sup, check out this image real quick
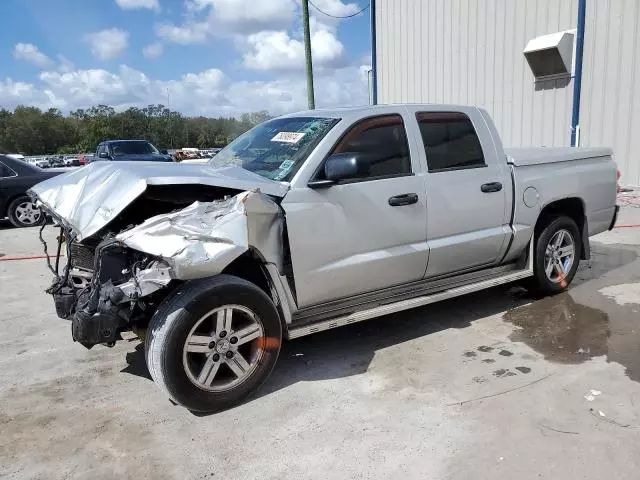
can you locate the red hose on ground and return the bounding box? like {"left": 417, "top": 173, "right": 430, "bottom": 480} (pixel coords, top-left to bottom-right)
{"left": 0, "top": 254, "right": 65, "bottom": 262}
{"left": 615, "top": 224, "right": 640, "bottom": 229}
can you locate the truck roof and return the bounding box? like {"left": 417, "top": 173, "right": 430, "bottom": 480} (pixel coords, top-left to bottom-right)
{"left": 278, "top": 103, "right": 480, "bottom": 120}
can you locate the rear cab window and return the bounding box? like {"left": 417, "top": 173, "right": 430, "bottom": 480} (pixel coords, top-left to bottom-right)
{"left": 416, "top": 112, "right": 486, "bottom": 172}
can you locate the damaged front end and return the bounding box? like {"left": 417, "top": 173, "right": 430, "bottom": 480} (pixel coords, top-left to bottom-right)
{"left": 34, "top": 181, "right": 285, "bottom": 349}
{"left": 61, "top": 237, "right": 172, "bottom": 348}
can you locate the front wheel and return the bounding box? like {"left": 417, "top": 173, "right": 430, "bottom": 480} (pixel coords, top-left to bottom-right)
{"left": 145, "top": 275, "right": 282, "bottom": 412}
{"left": 7, "top": 196, "right": 45, "bottom": 228}
{"left": 529, "top": 215, "right": 582, "bottom": 294}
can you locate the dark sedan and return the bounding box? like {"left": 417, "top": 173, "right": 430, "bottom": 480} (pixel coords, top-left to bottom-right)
{"left": 0, "top": 155, "right": 63, "bottom": 228}
{"left": 95, "top": 140, "right": 174, "bottom": 162}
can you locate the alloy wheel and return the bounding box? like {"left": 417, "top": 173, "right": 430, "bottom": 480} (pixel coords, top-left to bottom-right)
{"left": 182, "top": 305, "right": 265, "bottom": 392}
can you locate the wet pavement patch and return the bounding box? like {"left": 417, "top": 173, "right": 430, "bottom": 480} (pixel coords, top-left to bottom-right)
{"left": 477, "top": 346, "right": 494, "bottom": 352}
{"left": 503, "top": 291, "right": 640, "bottom": 382}
{"left": 498, "top": 349, "right": 513, "bottom": 357}
{"left": 515, "top": 366, "right": 531, "bottom": 374}
{"left": 482, "top": 359, "right": 496, "bottom": 364}
{"left": 463, "top": 351, "right": 477, "bottom": 358}
{"left": 504, "top": 293, "right": 609, "bottom": 364}
{"left": 493, "top": 369, "right": 517, "bottom": 378}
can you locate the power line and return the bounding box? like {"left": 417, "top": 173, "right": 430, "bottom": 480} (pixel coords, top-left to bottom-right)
{"left": 308, "top": 0, "right": 369, "bottom": 19}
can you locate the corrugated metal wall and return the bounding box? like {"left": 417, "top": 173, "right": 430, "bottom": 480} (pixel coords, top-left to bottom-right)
{"left": 376, "top": 0, "right": 640, "bottom": 184}
{"left": 580, "top": 0, "right": 640, "bottom": 185}
{"left": 376, "top": 0, "right": 578, "bottom": 149}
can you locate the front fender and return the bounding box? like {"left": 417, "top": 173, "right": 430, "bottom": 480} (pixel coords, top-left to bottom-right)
{"left": 116, "top": 190, "right": 285, "bottom": 280}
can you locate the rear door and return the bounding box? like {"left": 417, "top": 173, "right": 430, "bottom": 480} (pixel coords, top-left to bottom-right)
{"left": 405, "top": 107, "right": 512, "bottom": 278}
{"left": 282, "top": 110, "right": 429, "bottom": 308}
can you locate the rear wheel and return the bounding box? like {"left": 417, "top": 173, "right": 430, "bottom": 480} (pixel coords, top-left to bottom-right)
{"left": 145, "top": 275, "right": 282, "bottom": 412}
{"left": 7, "top": 196, "right": 45, "bottom": 228}
{"left": 529, "top": 215, "right": 581, "bottom": 294}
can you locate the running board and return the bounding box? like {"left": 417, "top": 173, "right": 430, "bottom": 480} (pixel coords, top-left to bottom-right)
{"left": 287, "top": 242, "right": 534, "bottom": 339}
{"left": 287, "top": 269, "right": 532, "bottom": 339}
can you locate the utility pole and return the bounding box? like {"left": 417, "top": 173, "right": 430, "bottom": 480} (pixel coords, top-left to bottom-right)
{"left": 302, "top": 0, "right": 315, "bottom": 109}
{"left": 167, "top": 88, "right": 173, "bottom": 149}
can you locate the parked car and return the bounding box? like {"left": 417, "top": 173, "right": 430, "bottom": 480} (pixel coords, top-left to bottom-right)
{"left": 78, "top": 153, "right": 94, "bottom": 166}
{"left": 30, "top": 105, "right": 619, "bottom": 412}
{"left": 95, "top": 140, "right": 173, "bottom": 162}
{"left": 0, "top": 155, "right": 63, "bottom": 227}
{"left": 48, "top": 157, "right": 65, "bottom": 168}
{"left": 35, "top": 157, "right": 50, "bottom": 168}
{"left": 63, "top": 156, "right": 80, "bottom": 167}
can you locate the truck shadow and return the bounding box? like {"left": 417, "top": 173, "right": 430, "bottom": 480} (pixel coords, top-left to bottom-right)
{"left": 119, "top": 242, "right": 638, "bottom": 412}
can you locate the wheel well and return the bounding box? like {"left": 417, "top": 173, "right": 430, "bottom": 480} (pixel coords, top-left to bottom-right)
{"left": 221, "top": 251, "right": 289, "bottom": 332}
{"left": 221, "top": 252, "right": 270, "bottom": 296}
{"left": 535, "top": 197, "right": 587, "bottom": 258}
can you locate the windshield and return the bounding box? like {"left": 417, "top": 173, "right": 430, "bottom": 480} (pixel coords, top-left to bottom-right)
{"left": 209, "top": 117, "right": 339, "bottom": 181}
{"left": 111, "top": 141, "right": 159, "bottom": 156}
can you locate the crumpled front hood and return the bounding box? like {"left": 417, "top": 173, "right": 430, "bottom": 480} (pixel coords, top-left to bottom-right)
{"left": 28, "top": 161, "right": 289, "bottom": 240}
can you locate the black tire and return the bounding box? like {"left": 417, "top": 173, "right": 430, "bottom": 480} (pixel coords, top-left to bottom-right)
{"left": 529, "top": 215, "right": 582, "bottom": 295}
{"left": 145, "top": 275, "right": 282, "bottom": 412}
{"left": 7, "top": 196, "right": 45, "bottom": 228}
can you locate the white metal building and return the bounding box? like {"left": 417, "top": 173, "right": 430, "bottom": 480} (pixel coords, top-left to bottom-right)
{"left": 373, "top": 0, "right": 640, "bottom": 186}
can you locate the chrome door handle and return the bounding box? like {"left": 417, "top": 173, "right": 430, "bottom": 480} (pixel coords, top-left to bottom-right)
{"left": 388, "top": 193, "right": 418, "bottom": 206}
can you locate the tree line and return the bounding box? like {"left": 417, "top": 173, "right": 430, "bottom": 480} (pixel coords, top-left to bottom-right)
{"left": 0, "top": 105, "right": 272, "bottom": 156}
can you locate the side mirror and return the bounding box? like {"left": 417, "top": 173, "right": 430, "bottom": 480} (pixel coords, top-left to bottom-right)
{"left": 98, "top": 151, "right": 109, "bottom": 159}
{"left": 160, "top": 149, "right": 168, "bottom": 155}
{"left": 325, "top": 152, "right": 369, "bottom": 181}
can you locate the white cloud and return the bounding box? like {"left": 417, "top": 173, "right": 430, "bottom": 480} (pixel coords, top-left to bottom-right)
{"left": 155, "top": 21, "right": 209, "bottom": 44}
{"left": 84, "top": 28, "right": 129, "bottom": 60}
{"left": 308, "top": 0, "right": 362, "bottom": 17}
{"left": 200, "top": 0, "right": 295, "bottom": 33}
{"left": 114, "top": 0, "right": 159, "bottom": 10}
{"left": 0, "top": 64, "right": 370, "bottom": 116}
{"left": 13, "top": 43, "right": 54, "bottom": 68}
{"left": 142, "top": 42, "right": 164, "bottom": 59}
{"left": 157, "top": 0, "right": 296, "bottom": 44}
{"left": 242, "top": 20, "right": 346, "bottom": 71}
{"left": 57, "top": 55, "right": 75, "bottom": 73}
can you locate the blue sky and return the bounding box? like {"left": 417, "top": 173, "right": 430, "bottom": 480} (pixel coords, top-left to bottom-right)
{"left": 0, "top": 0, "right": 372, "bottom": 116}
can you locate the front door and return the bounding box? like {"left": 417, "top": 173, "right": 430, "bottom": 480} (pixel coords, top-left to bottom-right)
{"left": 407, "top": 108, "right": 511, "bottom": 277}
{"left": 281, "top": 113, "right": 429, "bottom": 308}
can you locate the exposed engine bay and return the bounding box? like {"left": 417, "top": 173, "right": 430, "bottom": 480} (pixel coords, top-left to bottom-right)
{"left": 35, "top": 181, "right": 286, "bottom": 349}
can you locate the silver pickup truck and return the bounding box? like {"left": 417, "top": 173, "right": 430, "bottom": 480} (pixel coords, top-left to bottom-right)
{"left": 30, "top": 104, "right": 619, "bottom": 412}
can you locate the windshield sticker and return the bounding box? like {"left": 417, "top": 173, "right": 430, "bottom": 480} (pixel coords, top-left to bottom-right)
{"left": 271, "top": 131, "right": 306, "bottom": 144}
{"left": 279, "top": 159, "right": 295, "bottom": 170}
{"left": 273, "top": 159, "right": 296, "bottom": 181}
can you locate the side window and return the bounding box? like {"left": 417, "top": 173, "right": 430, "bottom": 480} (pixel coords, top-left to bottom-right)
{"left": 97, "top": 144, "right": 105, "bottom": 156}
{"left": 329, "top": 114, "right": 412, "bottom": 181}
{"left": 416, "top": 112, "right": 485, "bottom": 172}
{"left": 0, "top": 161, "right": 16, "bottom": 178}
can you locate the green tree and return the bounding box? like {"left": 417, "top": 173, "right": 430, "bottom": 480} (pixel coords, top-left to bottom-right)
{"left": 0, "top": 106, "right": 271, "bottom": 155}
